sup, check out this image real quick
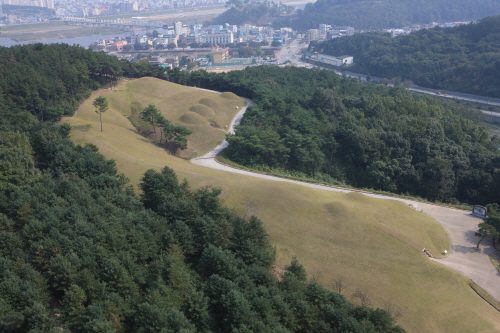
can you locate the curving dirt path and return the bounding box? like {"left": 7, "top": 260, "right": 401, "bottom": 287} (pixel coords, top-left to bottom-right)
{"left": 192, "top": 98, "right": 500, "bottom": 302}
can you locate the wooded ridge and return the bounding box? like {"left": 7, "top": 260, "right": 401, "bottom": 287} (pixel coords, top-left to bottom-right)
{"left": 0, "top": 43, "right": 405, "bottom": 332}
{"left": 287, "top": 0, "right": 500, "bottom": 30}
{"left": 312, "top": 15, "right": 500, "bottom": 99}
{"left": 170, "top": 66, "right": 500, "bottom": 207}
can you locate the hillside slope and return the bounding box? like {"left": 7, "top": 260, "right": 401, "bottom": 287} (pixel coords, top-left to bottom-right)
{"left": 63, "top": 77, "right": 500, "bottom": 333}
{"left": 75, "top": 77, "right": 245, "bottom": 157}
{"left": 290, "top": 0, "right": 500, "bottom": 29}
{"left": 314, "top": 15, "right": 500, "bottom": 98}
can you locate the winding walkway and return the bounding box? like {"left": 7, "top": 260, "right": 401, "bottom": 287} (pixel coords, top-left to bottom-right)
{"left": 192, "top": 98, "right": 500, "bottom": 303}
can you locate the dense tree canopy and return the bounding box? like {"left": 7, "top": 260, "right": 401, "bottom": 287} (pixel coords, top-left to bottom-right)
{"left": 287, "top": 0, "right": 500, "bottom": 30}
{"left": 209, "top": 1, "right": 294, "bottom": 26}
{"left": 171, "top": 65, "right": 500, "bottom": 205}
{"left": 0, "top": 43, "right": 170, "bottom": 125}
{"left": 0, "top": 43, "right": 405, "bottom": 333}
{"left": 313, "top": 15, "right": 500, "bottom": 98}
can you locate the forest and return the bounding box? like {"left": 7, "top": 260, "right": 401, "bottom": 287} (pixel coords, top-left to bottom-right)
{"left": 0, "top": 44, "right": 406, "bottom": 332}
{"left": 312, "top": 15, "right": 500, "bottom": 98}
{"left": 208, "top": 1, "right": 294, "bottom": 26}
{"left": 286, "top": 0, "right": 500, "bottom": 30}
{"left": 137, "top": 65, "right": 500, "bottom": 248}
{"left": 165, "top": 66, "right": 500, "bottom": 208}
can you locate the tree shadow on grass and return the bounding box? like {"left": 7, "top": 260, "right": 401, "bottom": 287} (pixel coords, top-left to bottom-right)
{"left": 136, "top": 136, "right": 153, "bottom": 144}
{"left": 72, "top": 124, "right": 92, "bottom": 132}
{"left": 127, "top": 128, "right": 141, "bottom": 135}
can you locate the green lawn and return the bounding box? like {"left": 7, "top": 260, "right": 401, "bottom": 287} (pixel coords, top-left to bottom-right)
{"left": 63, "top": 78, "right": 500, "bottom": 333}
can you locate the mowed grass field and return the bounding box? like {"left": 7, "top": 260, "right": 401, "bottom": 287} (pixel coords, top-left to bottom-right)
{"left": 62, "top": 78, "right": 500, "bottom": 333}
{"left": 73, "top": 78, "right": 245, "bottom": 157}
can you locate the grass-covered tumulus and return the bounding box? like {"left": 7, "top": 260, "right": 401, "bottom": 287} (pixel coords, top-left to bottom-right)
{"left": 77, "top": 77, "right": 246, "bottom": 157}
{"left": 63, "top": 78, "right": 500, "bottom": 333}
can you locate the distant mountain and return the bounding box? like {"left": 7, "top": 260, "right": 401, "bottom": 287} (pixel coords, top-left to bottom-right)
{"left": 208, "top": 5, "right": 272, "bottom": 26}
{"left": 288, "top": 0, "right": 500, "bottom": 30}
{"left": 208, "top": 2, "right": 294, "bottom": 26}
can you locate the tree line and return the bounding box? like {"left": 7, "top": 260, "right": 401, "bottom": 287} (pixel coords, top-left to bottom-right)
{"left": 313, "top": 15, "right": 500, "bottom": 98}
{"left": 209, "top": 0, "right": 294, "bottom": 26}
{"left": 0, "top": 43, "right": 168, "bottom": 123}
{"left": 0, "top": 43, "right": 405, "bottom": 332}
{"left": 165, "top": 66, "right": 500, "bottom": 207}
{"left": 22, "top": 42, "right": 494, "bottom": 235}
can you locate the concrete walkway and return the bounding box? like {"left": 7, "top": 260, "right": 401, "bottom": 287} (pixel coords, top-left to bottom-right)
{"left": 192, "top": 99, "right": 500, "bottom": 303}
{"left": 420, "top": 204, "right": 500, "bottom": 301}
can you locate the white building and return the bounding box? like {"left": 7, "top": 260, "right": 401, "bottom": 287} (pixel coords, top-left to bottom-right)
{"left": 174, "top": 21, "right": 188, "bottom": 35}
{"left": 308, "top": 29, "right": 319, "bottom": 42}
{"left": 225, "top": 23, "right": 238, "bottom": 33}
{"left": 319, "top": 24, "right": 331, "bottom": 38}
{"left": 200, "top": 32, "right": 234, "bottom": 45}
{"left": 239, "top": 24, "right": 255, "bottom": 35}
{"left": 315, "top": 54, "right": 354, "bottom": 66}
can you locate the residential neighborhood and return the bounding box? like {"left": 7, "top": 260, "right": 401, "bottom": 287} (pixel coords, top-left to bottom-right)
{"left": 88, "top": 21, "right": 294, "bottom": 69}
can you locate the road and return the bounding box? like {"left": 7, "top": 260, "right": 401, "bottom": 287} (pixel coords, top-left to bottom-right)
{"left": 281, "top": 41, "right": 500, "bottom": 108}
{"left": 409, "top": 87, "right": 500, "bottom": 107}
{"left": 278, "top": 39, "right": 307, "bottom": 65}
{"left": 192, "top": 96, "right": 500, "bottom": 303}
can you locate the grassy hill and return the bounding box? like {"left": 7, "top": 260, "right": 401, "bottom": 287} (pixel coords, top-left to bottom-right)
{"left": 62, "top": 77, "right": 500, "bottom": 333}
{"left": 73, "top": 77, "right": 245, "bottom": 157}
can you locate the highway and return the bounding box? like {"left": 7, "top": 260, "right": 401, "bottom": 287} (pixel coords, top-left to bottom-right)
{"left": 278, "top": 39, "right": 500, "bottom": 109}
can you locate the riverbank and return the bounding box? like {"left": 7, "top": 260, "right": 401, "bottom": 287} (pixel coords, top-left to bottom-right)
{"left": 0, "top": 5, "right": 224, "bottom": 44}
{"left": 1, "top": 22, "right": 127, "bottom": 43}
{"left": 2, "top": 26, "right": 125, "bottom": 44}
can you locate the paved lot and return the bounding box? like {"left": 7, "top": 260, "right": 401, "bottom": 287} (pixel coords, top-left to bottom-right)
{"left": 418, "top": 203, "right": 500, "bottom": 301}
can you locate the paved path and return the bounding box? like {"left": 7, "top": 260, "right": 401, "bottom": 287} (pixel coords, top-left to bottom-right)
{"left": 192, "top": 98, "right": 500, "bottom": 303}
{"left": 421, "top": 204, "right": 500, "bottom": 300}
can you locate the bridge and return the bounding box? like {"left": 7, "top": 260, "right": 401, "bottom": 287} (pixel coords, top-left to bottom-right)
{"left": 62, "top": 17, "right": 166, "bottom": 32}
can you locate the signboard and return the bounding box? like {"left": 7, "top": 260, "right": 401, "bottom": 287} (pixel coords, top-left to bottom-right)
{"left": 472, "top": 205, "right": 487, "bottom": 218}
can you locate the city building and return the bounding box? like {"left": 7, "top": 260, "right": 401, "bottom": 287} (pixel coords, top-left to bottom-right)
{"left": 112, "top": 40, "right": 128, "bottom": 51}
{"left": 210, "top": 47, "right": 229, "bottom": 63}
{"left": 306, "top": 53, "right": 354, "bottom": 67}
{"left": 308, "top": 29, "right": 319, "bottom": 42}
{"left": 200, "top": 31, "right": 234, "bottom": 45}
